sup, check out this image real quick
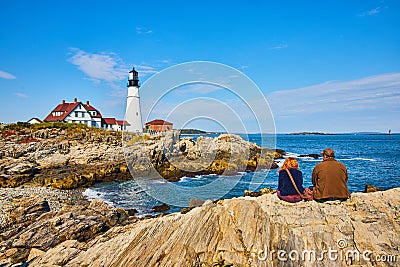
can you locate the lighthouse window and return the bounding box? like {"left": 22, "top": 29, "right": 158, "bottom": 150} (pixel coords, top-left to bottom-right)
{"left": 136, "top": 112, "right": 138, "bottom": 116}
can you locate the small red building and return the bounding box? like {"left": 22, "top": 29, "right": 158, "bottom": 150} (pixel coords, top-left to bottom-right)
{"left": 144, "top": 119, "right": 173, "bottom": 134}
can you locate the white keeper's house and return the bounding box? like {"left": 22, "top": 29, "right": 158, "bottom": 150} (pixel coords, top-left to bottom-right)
{"left": 43, "top": 98, "right": 130, "bottom": 131}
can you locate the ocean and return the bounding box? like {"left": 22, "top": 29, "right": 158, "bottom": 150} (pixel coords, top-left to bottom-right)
{"left": 84, "top": 133, "right": 400, "bottom": 215}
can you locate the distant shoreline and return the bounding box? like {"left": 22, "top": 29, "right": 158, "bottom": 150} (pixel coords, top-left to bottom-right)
{"left": 287, "top": 132, "right": 397, "bottom": 135}
{"left": 288, "top": 132, "right": 334, "bottom": 135}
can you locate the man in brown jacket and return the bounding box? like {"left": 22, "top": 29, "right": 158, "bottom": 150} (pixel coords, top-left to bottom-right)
{"left": 312, "top": 148, "right": 350, "bottom": 202}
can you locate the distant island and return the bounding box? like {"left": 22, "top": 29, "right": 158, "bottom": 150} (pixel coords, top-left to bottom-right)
{"left": 179, "top": 129, "right": 207, "bottom": 134}
{"left": 288, "top": 132, "right": 334, "bottom": 135}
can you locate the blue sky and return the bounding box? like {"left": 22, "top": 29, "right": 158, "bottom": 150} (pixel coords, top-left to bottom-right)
{"left": 0, "top": 0, "right": 399, "bottom": 133}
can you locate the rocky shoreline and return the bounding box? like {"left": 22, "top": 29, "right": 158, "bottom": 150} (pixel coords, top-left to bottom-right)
{"left": 1, "top": 124, "right": 282, "bottom": 189}
{"left": 0, "top": 186, "right": 137, "bottom": 265}
{"left": 4, "top": 125, "right": 397, "bottom": 266}
{"left": 0, "top": 125, "right": 130, "bottom": 189}
{"left": 0, "top": 186, "right": 398, "bottom": 266}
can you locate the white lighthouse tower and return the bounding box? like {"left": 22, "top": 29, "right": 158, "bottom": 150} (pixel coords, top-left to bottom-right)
{"left": 125, "top": 67, "right": 143, "bottom": 133}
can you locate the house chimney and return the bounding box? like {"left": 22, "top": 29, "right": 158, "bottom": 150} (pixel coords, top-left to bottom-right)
{"left": 74, "top": 98, "right": 77, "bottom": 103}
{"left": 86, "top": 100, "right": 90, "bottom": 105}
{"left": 62, "top": 100, "right": 65, "bottom": 104}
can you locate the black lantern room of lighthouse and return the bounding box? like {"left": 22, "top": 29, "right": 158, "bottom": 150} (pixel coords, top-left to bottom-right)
{"left": 128, "top": 67, "right": 139, "bottom": 87}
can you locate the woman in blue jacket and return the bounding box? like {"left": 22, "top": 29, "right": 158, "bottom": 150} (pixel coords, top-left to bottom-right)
{"left": 277, "top": 157, "right": 307, "bottom": 202}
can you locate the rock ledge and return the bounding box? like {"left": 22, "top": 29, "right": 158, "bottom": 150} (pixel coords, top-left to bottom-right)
{"left": 16, "top": 188, "right": 400, "bottom": 267}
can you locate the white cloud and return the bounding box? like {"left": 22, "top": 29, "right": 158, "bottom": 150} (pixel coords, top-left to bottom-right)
{"left": 270, "top": 43, "right": 288, "bottom": 50}
{"left": 14, "top": 93, "right": 28, "bottom": 98}
{"left": 358, "top": 6, "right": 382, "bottom": 17}
{"left": 268, "top": 73, "right": 400, "bottom": 116}
{"left": 368, "top": 7, "right": 381, "bottom": 15}
{"left": 0, "top": 70, "right": 16, "bottom": 79}
{"left": 67, "top": 48, "right": 169, "bottom": 100}
{"left": 267, "top": 73, "right": 400, "bottom": 132}
{"left": 68, "top": 48, "right": 128, "bottom": 84}
{"left": 136, "top": 27, "right": 153, "bottom": 34}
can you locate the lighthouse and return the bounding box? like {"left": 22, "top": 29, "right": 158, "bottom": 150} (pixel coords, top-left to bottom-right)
{"left": 125, "top": 67, "right": 143, "bottom": 133}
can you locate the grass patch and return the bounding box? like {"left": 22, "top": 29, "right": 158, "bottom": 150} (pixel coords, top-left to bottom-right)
{"left": 124, "top": 134, "right": 152, "bottom": 146}
{"left": 3, "top": 121, "right": 89, "bottom": 131}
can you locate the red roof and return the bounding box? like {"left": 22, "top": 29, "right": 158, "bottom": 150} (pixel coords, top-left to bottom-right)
{"left": 83, "top": 104, "right": 102, "bottom": 118}
{"left": 44, "top": 102, "right": 80, "bottom": 122}
{"left": 145, "top": 119, "right": 173, "bottom": 126}
{"left": 44, "top": 100, "right": 102, "bottom": 122}
{"left": 102, "top": 119, "right": 130, "bottom": 126}
{"left": 116, "top": 120, "right": 130, "bottom": 126}
{"left": 103, "top": 118, "right": 117, "bottom": 125}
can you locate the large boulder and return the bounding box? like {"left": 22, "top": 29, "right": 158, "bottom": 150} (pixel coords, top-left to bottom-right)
{"left": 0, "top": 196, "right": 129, "bottom": 265}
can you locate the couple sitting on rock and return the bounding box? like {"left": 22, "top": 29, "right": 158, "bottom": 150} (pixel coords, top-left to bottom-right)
{"left": 277, "top": 148, "right": 350, "bottom": 203}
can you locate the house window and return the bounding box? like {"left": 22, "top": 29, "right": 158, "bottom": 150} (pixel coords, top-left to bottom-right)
{"left": 81, "top": 112, "right": 84, "bottom": 117}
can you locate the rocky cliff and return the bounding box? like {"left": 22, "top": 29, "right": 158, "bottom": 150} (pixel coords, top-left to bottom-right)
{"left": 3, "top": 188, "right": 395, "bottom": 267}
{"left": 0, "top": 125, "right": 281, "bottom": 188}
{"left": 0, "top": 126, "right": 130, "bottom": 189}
